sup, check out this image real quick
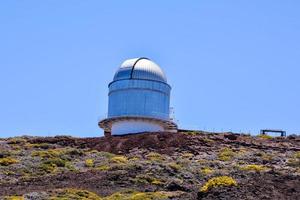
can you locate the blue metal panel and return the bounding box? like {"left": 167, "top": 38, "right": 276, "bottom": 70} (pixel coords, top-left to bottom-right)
{"left": 108, "top": 79, "right": 171, "bottom": 120}
{"left": 113, "top": 67, "right": 132, "bottom": 81}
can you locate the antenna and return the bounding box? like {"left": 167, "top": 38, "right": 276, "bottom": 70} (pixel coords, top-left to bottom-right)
{"left": 170, "top": 107, "right": 176, "bottom": 121}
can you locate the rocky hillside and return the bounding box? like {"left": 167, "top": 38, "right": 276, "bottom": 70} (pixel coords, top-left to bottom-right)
{"left": 0, "top": 131, "right": 299, "bottom": 200}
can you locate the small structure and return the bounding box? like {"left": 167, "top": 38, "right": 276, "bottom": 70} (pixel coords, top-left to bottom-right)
{"left": 99, "top": 57, "right": 177, "bottom": 136}
{"left": 260, "top": 129, "right": 286, "bottom": 137}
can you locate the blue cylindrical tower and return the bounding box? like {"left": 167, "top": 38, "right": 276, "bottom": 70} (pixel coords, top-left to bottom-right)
{"left": 99, "top": 58, "right": 177, "bottom": 136}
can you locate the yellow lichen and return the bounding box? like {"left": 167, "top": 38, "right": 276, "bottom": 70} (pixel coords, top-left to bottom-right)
{"left": 200, "top": 176, "right": 237, "bottom": 193}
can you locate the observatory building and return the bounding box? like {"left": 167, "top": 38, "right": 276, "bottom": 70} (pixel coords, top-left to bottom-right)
{"left": 99, "top": 57, "right": 177, "bottom": 136}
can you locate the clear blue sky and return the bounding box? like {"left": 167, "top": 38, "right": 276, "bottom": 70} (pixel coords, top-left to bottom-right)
{"left": 0, "top": 1, "right": 299, "bottom": 138}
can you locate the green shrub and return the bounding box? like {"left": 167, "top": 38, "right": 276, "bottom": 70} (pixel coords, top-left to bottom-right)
{"left": 53, "top": 189, "right": 102, "bottom": 200}
{"left": 182, "top": 131, "right": 201, "bottom": 136}
{"left": 151, "top": 179, "right": 164, "bottom": 186}
{"left": 110, "top": 156, "right": 128, "bottom": 164}
{"left": 3, "top": 170, "right": 15, "bottom": 175}
{"left": 31, "top": 149, "right": 65, "bottom": 158}
{"left": 102, "top": 191, "right": 169, "bottom": 200}
{"left": 203, "top": 138, "right": 214, "bottom": 143}
{"left": 134, "top": 174, "right": 164, "bottom": 186}
{"left": 240, "top": 164, "right": 269, "bottom": 172}
{"left": 146, "top": 152, "right": 163, "bottom": 161}
{"left": 99, "top": 151, "right": 116, "bottom": 159}
{"left": 200, "top": 176, "right": 237, "bottom": 193}
{"left": 44, "top": 158, "right": 67, "bottom": 167}
{"left": 287, "top": 152, "right": 300, "bottom": 167}
{"left": 4, "top": 196, "right": 24, "bottom": 200}
{"left": 85, "top": 159, "right": 94, "bottom": 167}
{"left": 258, "top": 134, "right": 273, "bottom": 139}
{"left": 40, "top": 162, "right": 57, "bottom": 173}
{"left": 168, "top": 163, "right": 182, "bottom": 171}
{"left": 0, "top": 157, "right": 19, "bottom": 166}
{"left": 65, "top": 162, "right": 77, "bottom": 172}
{"left": 0, "top": 150, "right": 12, "bottom": 158}
{"left": 97, "top": 165, "right": 110, "bottom": 171}
{"left": 260, "top": 153, "right": 274, "bottom": 162}
{"left": 7, "top": 138, "right": 27, "bottom": 145}
{"left": 25, "top": 143, "right": 51, "bottom": 149}
{"left": 218, "top": 148, "right": 236, "bottom": 161}
{"left": 182, "top": 153, "right": 194, "bottom": 159}
{"left": 201, "top": 167, "right": 214, "bottom": 175}
{"left": 67, "top": 149, "right": 85, "bottom": 156}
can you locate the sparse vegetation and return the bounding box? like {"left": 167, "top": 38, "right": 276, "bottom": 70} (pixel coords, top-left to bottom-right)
{"left": 0, "top": 133, "right": 299, "bottom": 200}
{"left": 52, "top": 189, "right": 102, "bottom": 200}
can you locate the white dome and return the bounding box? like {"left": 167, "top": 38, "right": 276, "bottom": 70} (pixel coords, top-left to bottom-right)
{"left": 113, "top": 58, "right": 167, "bottom": 83}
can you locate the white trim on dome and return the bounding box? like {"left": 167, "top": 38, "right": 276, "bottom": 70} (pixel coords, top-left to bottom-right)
{"left": 113, "top": 58, "right": 167, "bottom": 83}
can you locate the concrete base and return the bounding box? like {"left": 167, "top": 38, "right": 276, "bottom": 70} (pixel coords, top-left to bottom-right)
{"left": 111, "top": 120, "right": 164, "bottom": 135}
{"left": 99, "top": 116, "right": 178, "bottom": 136}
